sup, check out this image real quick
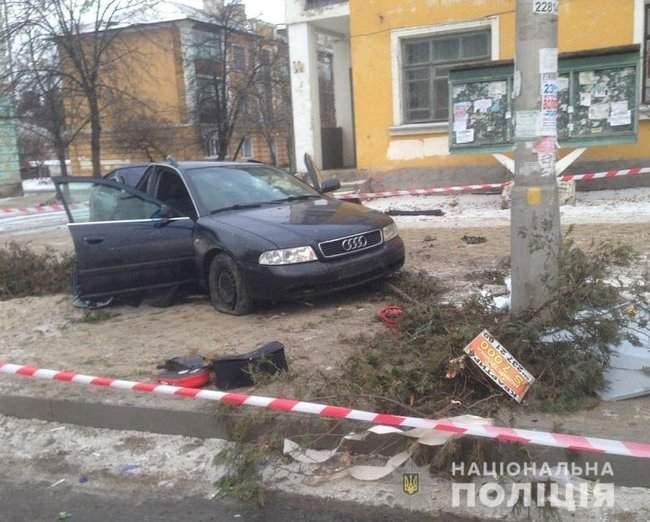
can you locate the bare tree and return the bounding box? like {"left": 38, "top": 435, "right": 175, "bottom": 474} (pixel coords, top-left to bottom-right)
{"left": 109, "top": 98, "right": 181, "bottom": 162}
{"left": 5, "top": 0, "right": 152, "bottom": 176}
{"left": 9, "top": 31, "right": 88, "bottom": 177}
{"left": 189, "top": 0, "right": 287, "bottom": 161}
{"left": 250, "top": 38, "right": 292, "bottom": 167}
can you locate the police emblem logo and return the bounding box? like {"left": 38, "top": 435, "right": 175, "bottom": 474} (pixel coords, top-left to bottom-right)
{"left": 402, "top": 473, "right": 419, "bottom": 496}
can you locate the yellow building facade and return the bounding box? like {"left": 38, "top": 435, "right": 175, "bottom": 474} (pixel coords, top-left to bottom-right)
{"left": 286, "top": 0, "right": 650, "bottom": 187}
{"left": 68, "top": 17, "right": 290, "bottom": 176}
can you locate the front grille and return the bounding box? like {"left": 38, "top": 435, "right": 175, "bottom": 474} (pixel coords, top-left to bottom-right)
{"left": 319, "top": 230, "right": 383, "bottom": 259}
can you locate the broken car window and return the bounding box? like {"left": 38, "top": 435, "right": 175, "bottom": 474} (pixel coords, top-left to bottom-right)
{"left": 58, "top": 181, "right": 164, "bottom": 223}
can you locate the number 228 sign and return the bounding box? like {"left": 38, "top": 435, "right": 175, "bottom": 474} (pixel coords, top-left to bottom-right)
{"left": 464, "top": 330, "right": 535, "bottom": 403}
{"left": 533, "top": 0, "right": 558, "bottom": 15}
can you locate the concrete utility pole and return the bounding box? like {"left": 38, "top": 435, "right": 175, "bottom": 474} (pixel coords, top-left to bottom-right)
{"left": 510, "top": 0, "right": 561, "bottom": 315}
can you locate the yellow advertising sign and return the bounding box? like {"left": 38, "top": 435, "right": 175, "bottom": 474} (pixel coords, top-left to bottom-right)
{"left": 464, "top": 330, "right": 535, "bottom": 403}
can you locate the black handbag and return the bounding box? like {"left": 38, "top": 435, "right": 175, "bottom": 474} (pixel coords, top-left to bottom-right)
{"left": 213, "top": 342, "right": 288, "bottom": 390}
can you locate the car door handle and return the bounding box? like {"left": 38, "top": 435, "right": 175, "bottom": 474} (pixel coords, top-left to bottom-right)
{"left": 83, "top": 237, "right": 104, "bottom": 245}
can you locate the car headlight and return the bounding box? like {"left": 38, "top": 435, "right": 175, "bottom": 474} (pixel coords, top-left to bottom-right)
{"left": 382, "top": 222, "right": 399, "bottom": 242}
{"left": 259, "top": 246, "right": 318, "bottom": 266}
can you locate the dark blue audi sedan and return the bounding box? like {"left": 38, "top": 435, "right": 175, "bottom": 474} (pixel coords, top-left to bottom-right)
{"left": 54, "top": 162, "right": 405, "bottom": 315}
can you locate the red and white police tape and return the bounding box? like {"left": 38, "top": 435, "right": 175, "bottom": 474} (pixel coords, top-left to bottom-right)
{"left": 0, "top": 167, "right": 648, "bottom": 215}
{"left": 1, "top": 361, "right": 649, "bottom": 460}
{"left": 336, "top": 166, "right": 650, "bottom": 201}
{"left": 335, "top": 183, "right": 506, "bottom": 200}
{"left": 559, "top": 166, "right": 650, "bottom": 183}
{"left": 0, "top": 204, "right": 67, "bottom": 217}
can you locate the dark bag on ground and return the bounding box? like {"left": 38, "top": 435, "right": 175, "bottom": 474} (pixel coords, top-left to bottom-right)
{"left": 213, "top": 342, "right": 288, "bottom": 390}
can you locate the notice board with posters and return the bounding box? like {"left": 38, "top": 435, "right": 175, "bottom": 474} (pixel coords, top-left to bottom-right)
{"left": 448, "top": 46, "right": 640, "bottom": 154}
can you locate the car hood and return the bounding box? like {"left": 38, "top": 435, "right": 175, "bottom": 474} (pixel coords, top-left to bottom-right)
{"left": 204, "top": 198, "right": 392, "bottom": 248}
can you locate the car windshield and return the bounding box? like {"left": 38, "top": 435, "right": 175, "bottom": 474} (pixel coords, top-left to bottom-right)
{"left": 184, "top": 166, "right": 321, "bottom": 215}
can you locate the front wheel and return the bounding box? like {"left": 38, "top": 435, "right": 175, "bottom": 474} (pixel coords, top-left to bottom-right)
{"left": 208, "top": 254, "right": 253, "bottom": 315}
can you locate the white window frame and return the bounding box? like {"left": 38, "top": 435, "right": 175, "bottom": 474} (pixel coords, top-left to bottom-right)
{"left": 390, "top": 18, "right": 500, "bottom": 134}
{"left": 634, "top": 0, "right": 650, "bottom": 114}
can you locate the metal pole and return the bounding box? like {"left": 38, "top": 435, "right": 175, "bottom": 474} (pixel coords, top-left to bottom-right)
{"left": 510, "top": 0, "right": 561, "bottom": 316}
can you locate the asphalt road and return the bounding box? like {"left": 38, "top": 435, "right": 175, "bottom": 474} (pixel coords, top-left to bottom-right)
{"left": 0, "top": 479, "right": 474, "bottom": 522}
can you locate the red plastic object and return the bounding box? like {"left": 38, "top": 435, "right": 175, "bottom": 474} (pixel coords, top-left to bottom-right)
{"left": 157, "top": 368, "right": 211, "bottom": 389}
{"left": 378, "top": 306, "right": 404, "bottom": 327}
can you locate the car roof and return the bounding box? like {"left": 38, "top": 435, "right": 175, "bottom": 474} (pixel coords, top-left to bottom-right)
{"left": 175, "top": 161, "right": 266, "bottom": 171}
{"left": 105, "top": 161, "right": 269, "bottom": 178}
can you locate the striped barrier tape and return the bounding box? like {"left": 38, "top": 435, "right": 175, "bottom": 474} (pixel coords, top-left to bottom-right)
{"left": 1, "top": 361, "right": 649, "bottom": 459}
{"left": 337, "top": 166, "right": 650, "bottom": 201}
{"left": 335, "top": 183, "right": 507, "bottom": 201}
{"left": 0, "top": 203, "right": 67, "bottom": 218}
{"left": 560, "top": 166, "right": 650, "bottom": 183}
{"left": 1, "top": 166, "right": 648, "bottom": 215}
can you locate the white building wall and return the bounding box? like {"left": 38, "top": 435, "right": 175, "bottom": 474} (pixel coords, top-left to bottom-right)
{"left": 285, "top": 0, "right": 350, "bottom": 25}
{"left": 288, "top": 22, "right": 323, "bottom": 170}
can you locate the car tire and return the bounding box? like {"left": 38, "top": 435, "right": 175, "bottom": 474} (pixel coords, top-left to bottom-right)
{"left": 208, "top": 254, "right": 253, "bottom": 315}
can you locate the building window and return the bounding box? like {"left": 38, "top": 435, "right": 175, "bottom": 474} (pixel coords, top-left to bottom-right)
{"left": 260, "top": 49, "right": 273, "bottom": 80}
{"left": 233, "top": 45, "right": 246, "bottom": 70}
{"left": 193, "top": 30, "right": 222, "bottom": 60}
{"left": 196, "top": 77, "right": 220, "bottom": 123}
{"left": 645, "top": 3, "right": 650, "bottom": 103}
{"left": 402, "top": 31, "right": 491, "bottom": 123}
{"left": 240, "top": 137, "right": 253, "bottom": 159}
{"left": 207, "top": 133, "right": 219, "bottom": 157}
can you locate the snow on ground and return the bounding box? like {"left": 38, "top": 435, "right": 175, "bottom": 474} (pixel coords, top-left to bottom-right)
{"left": 22, "top": 178, "right": 55, "bottom": 193}
{"left": 364, "top": 187, "right": 650, "bottom": 228}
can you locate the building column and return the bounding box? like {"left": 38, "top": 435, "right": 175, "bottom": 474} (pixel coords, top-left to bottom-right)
{"left": 288, "top": 22, "right": 322, "bottom": 171}
{"left": 332, "top": 37, "right": 355, "bottom": 168}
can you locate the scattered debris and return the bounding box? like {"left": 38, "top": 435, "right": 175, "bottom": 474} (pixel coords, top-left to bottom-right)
{"left": 116, "top": 464, "right": 141, "bottom": 474}
{"left": 386, "top": 209, "right": 445, "bottom": 217}
{"left": 385, "top": 282, "right": 417, "bottom": 305}
{"left": 461, "top": 235, "right": 487, "bottom": 245}
{"left": 213, "top": 342, "right": 288, "bottom": 390}
{"left": 445, "top": 355, "right": 466, "bottom": 379}
{"left": 157, "top": 355, "right": 211, "bottom": 388}
{"left": 284, "top": 416, "right": 492, "bottom": 482}
{"left": 158, "top": 367, "right": 211, "bottom": 388}
{"left": 57, "top": 513, "right": 71, "bottom": 521}
{"left": 71, "top": 296, "right": 113, "bottom": 310}
{"left": 423, "top": 235, "right": 436, "bottom": 243}
{"left": 79, "top": 475, "right": 88, "bottom": 484}
{"left": 464, "top": 330, "right": 535, "bottom": 403}
{"left": 481, "top": 284, "right": 510, "bottom": 298}
{"left": 49, "top": 479, "right": 66, "bottom": 488}
{"left": 378, "top": 306, "right": 404, "bottom": 328}
{"left": 600, "top": 311, "right": 650, "bottom": 401}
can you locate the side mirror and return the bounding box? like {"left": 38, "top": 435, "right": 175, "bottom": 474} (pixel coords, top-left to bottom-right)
{"left": 319, "top": 178, "right": 341, "bottom": 194}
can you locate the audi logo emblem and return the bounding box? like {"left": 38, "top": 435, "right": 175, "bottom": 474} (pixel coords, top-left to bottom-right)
{"left": 342, "top": 235, "right": 368, "bottom": 252}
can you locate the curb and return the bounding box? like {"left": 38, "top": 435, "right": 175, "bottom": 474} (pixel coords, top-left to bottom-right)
{"left": 2, "top": 391, "right": 650, "bottom": 489}
{"left": 0, "top": 394, "right": 228, "bottom": 439}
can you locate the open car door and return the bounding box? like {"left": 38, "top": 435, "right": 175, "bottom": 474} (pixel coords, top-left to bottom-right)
{"left": 53, "top": 177, "right": 197, "bottom": 300}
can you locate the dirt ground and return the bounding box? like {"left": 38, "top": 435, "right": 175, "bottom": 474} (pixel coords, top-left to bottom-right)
{"left": 1, "top": 223, "right": 649, "bottom": 395}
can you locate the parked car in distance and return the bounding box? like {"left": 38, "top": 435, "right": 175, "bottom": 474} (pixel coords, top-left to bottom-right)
{"left": 54, "top": 161, "right": 405, "bottom": 315}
